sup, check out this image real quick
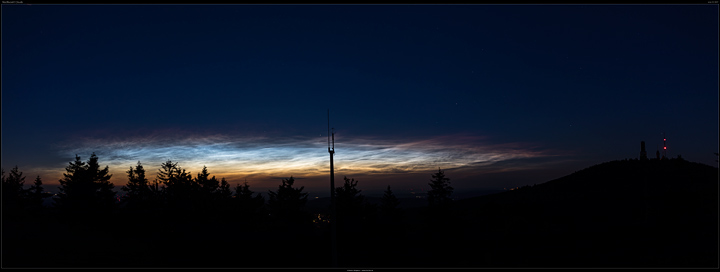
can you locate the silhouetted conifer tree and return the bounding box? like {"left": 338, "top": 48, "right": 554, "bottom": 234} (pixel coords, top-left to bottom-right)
{"left": 211, "top": 177, "right": 233, "bottom": 215}
{"left": 196, "top": 166, "right": 219, "bottom": 193}
{"left": 427, "top": 168, "right": 453, "bottom": 209}
{"left": 380, "top": 185, "right": 402, "bottom": 218}
{"left": 2, "top": 166, "right": 27, "bottom": 214}
{"left": 335, "top": 176, "right": 365, "bottom": 218}
{"left": 157, "top": 160, "right": 179, "bottom": 185}
{"left": 157, "top": 160, "right": 195, "bottom": 213}
{"left": 26, "top": 175, "right": 50, "bottom": 210}
{"left": 333, "top": 176, "right": 378, "bottom": 262}
{"left": 235, "top": 181, "right": 254, "bottom": 200}
{"left": 267, "top": 176, "right": 308, "bottom": 223}
{"left": 218, "top": 177, "right": 233, "bottom": 199}
{"left": 56, "top": 153, "right": 116, "bottom": 215}
{"left": 194, "top": 165, "right": 219, "bottom": 212}
{"left": 121, "top": 161, "right": 154, "bottom": 211}
{"left": 377, "top": 185, "right": 405, "bottom": 245}
{"left": 235, "top": 181, "right": 265, "bottom": 214}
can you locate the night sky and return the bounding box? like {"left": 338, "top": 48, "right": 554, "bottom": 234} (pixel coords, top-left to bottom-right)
{"left": 2, "top": 4, "right": 718, "bottom": 197}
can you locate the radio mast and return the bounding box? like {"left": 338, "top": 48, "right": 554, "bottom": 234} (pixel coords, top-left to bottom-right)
{"left": 663, "top": 132, "right": 667, "bottom": 159}
{"left": 328, "top": 109, "right": 337, "bottom": 267}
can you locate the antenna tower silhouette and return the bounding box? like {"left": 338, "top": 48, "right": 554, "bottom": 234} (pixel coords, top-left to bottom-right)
{"left": 663, "top": 132, "right": 667, "bottom": 159}
{"left": 328, "top": 109, "right": 337, "bottom": 267}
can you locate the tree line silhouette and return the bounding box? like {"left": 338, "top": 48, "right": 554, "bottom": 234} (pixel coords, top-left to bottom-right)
{"left": 3, "top": 153, "right": 456, "bottom": 267}
{"left": 2, "top": 166, "right": 53, "bottom": 215}
{"left": 3, "top": 153, "right": 453, "bottom": 222}
{"left": 2, "top": 153, "right": 452, "bottom": 264}
{"left": 4, "top": 153, "right": 715, "bottom": 268}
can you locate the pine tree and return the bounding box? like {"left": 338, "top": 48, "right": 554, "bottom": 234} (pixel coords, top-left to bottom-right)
{"left": 121, "top": 161, "right": 153, "bottom": 210}
{"left": 235, "top": 181, "right": 254, "bottom": 200}
{"left": 235, "top": 181, "right": 264, "bottom": 214}
{"left": 87, "top": 153, "right": 116, "bottom": 209}
{"left": 335, "top": 176, "right": 365, "bottom": 217}
{"left": 56, "top": 153, "right": 116, "bottom": 214}
{"left": 157, "top": 160, "right": 180, "bottom": 185}
{"left": 380, "top": 185, "right": 401, "bottom": 217}
{"left": 332, "top": 176, "right": 377, "bottom": 249}
{"left": 427, "top": 168, "right": 453, "bottom": 209}
{"left": 158, "top": 160, "right": 194, "bottom": 212}
{"left": 27, "top": 175, "right": 50, "bottom": 209}
{"left": 196, "top": 165, "right": 219, "bottom": 193}
{"left": 56, "top": 155, "right": 86, "bottom": 211}
{"left": 379, "top": 185, "right": 404, "bottom": 241}
{"left": 2, "top": 166, "right": 27, "bottom": 213}
{"left": 194, "top": 165, "right": 218, "bottom": 212}
{"left": 217, "top": 177, "right": 233, "bottom": 199}
{"left": 267, "top": 176, "right": 308, "bottom": 221}
{"left": 206, "top": 176, "right": 232, "bottom": 215}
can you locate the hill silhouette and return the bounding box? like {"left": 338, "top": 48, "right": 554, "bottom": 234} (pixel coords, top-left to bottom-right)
{"left": 3, "top": 157, "right": 716, "bottom": 268}
{"left": 453, "top": 157, "right": 718, "bottom": 267}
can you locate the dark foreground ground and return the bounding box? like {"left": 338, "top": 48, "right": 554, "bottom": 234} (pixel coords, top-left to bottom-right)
{"left": 3, "top": 159, "right": 718, "bottom": 268}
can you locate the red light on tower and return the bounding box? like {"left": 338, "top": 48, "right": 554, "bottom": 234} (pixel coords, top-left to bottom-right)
{"left": 662, "top": 132, "right": 667, "bottom": 159}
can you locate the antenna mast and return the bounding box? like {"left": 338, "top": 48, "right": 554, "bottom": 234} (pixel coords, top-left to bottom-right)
{"left": 328, "top": 109, "right": 337, "bottom": 267}
{"left": 663, "top": 132, "right": 667, "bottom": 159}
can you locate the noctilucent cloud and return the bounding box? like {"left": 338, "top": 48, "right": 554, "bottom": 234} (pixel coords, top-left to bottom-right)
{"left": 2, "top": 4, "right": 718, "bottom": 197}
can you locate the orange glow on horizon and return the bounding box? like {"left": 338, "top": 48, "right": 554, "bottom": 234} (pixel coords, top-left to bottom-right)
{"left": 26, "top": 134, "right": 559, "bottom": 192}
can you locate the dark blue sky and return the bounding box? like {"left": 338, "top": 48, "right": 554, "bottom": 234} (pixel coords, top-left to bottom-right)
{"left": 2, "top": 4, "right": 718, "bottom": 196}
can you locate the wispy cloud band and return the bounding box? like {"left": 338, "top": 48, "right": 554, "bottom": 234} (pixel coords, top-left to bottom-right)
{"left": 54, "top": 131, "right": 560, "bottom": 185}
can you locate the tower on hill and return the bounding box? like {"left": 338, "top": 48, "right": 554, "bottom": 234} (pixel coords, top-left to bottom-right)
{"left": 662, "top": 133, "right": 667, "bottom": 159}
{"left": 640, "top": 141, "right": 648, "bottom": 160}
